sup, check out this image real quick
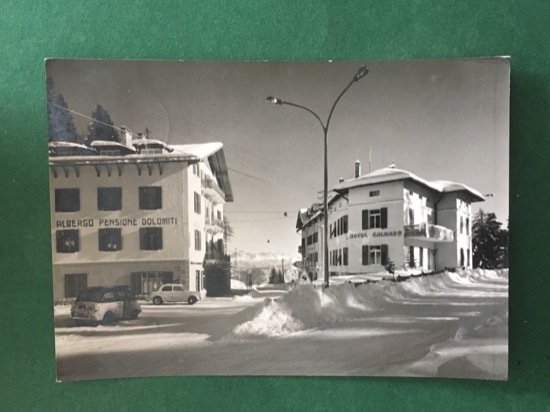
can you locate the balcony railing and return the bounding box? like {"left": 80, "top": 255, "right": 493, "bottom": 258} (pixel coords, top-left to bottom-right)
{"left": 404, "top": 223, "right": 454, "bottom": 242}
{"left": 201, "top": 177, "right": 225, "bottom": 201}
{"left": 205, "top": 217, "right": 224, "bottom": 234}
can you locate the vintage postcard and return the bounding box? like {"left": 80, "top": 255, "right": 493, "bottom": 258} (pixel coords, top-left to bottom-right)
{"left": 48, "top": 58, "right": 509, "bottom": 381}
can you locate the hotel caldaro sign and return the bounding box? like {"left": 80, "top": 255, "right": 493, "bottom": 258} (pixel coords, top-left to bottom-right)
{"left": 348, "top": 230, "right": 403, "bottom": 239}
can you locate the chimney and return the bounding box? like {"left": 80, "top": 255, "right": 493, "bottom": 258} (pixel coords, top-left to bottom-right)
{"left": 120, "top": 126, "right": 133, "bottom": 148}
{"left": 354, "top": 160, "right": 361, "bottom": 178}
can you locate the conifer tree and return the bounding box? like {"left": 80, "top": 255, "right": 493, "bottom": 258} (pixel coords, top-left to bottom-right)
{"left": 46, "top": 77, "right": 78, "bottom": 142}
{"left": 472, "top": 209, "right": 509, "bottom": 269}
{"left": 85, "top": 104, "right": 119, "bottom": 144}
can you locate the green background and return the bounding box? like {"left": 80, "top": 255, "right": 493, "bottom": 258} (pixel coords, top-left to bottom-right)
{"left": 1, "top": 1, "right": 549, "bottom": 410}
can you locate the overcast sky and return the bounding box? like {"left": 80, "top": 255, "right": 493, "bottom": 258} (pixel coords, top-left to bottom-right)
{"left": 46, "top": 58, "right": 509, "bottom": 256}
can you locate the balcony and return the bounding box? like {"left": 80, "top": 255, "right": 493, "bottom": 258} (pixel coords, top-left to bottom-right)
{"left": 201, "top": 176, "right": 225, "bottom": 202}
{"left": 205, "top": 217, "right": 224, "bottom": 234}
{"left": 404, "top": 223, "right": 454, "bottom": 242}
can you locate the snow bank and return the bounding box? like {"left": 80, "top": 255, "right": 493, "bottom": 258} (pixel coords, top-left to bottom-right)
{"left": 234, "top": 268, "right": 508, "bottom": 337}
{"left": 231, "top": 278, "right": 249, "bottom": 290}
{"left": 400, "top": 296, "right": 509, "bottom": 379}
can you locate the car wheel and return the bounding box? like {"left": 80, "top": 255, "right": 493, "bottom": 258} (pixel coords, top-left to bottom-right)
{"left": 187, "top": 295, "right": 198, "bottom": 305}
{"left": 102, "top": 311, "right": 116, "bottom": 325}
{"left": 130, "top": 310, "right": 140, "bottom": 320}
{"left": 153, "top": 296, "right": 163, "bottom": 305}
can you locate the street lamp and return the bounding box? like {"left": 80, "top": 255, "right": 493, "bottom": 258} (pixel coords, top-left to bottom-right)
{"left": 266, "top": 65, "right": 369, "bottom": 287}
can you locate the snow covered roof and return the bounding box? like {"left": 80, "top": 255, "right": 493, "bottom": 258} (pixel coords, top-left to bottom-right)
{"left": 296, "top": 204, "right": 323, "bottom": 231}
{"left": 171, "top": 142, "right": 224, "bottom": 159}
{"left": 333, "top": 166, "right": 484, "bottom": 202}
{"left": 90, "top": 140, "right": 137, "bottom": 153}
{"left": 49, "top": 139, "right": 233, "bottom": 202}
{"left": 48, "top": 141, "right": 97, "bottom": 156}
{"left": 132, "top": 138, "right": 174, "bottom": 152}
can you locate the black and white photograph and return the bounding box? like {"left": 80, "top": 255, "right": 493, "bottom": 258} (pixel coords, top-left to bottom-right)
{"left": 47, "top": 58, "right": 509, "bottom": 381}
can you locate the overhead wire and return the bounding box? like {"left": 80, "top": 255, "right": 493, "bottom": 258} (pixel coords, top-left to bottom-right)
{"left": 50, "top": 101, "right": 313, "bottom": 220}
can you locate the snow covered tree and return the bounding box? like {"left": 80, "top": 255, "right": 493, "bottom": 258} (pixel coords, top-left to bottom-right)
{"left": 46, "top": 77, "right": 78, "bottom": 142}
{"left": 85, "top": 104, "right": 119, "bottom": 144}
{"left": 472, "top": 209, "right": 509, "bottom": 269}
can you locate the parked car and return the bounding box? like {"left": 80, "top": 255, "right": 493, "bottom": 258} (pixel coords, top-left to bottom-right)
{"left": 71, "top": 286, "right": 141, "bottom": 326}
{"left": 149, "top": 284, "right": 200, "bottom": 305}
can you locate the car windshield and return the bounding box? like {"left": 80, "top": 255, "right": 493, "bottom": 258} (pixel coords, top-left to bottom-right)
{"left": 76, "top": 289, "right": 105, "bottom": 302}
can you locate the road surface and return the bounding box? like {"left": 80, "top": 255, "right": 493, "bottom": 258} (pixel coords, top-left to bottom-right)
{"left": 54, "top": 275, "right": 508, "bottom": 381}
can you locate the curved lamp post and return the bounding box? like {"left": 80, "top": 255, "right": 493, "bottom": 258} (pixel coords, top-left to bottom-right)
{"left": 266, "top": 65, "right": 369, "bottom": 287}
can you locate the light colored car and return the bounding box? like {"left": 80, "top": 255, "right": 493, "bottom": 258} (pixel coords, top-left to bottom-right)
{"left": 71, "top": 286, "right": 141, "bottom": 326}
{"left": 149, "top": 284, "right": 200, "bottom": 305}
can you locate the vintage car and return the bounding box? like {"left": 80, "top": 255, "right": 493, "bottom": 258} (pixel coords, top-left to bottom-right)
{"left": 71, "top": 286, "right": 141, "bottom": 326}
{"left": 149, "top": 283, "right": 200, "bottom": 305}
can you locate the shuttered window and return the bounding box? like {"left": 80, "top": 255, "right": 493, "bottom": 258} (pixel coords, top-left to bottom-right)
{"left": 362, "top": 207, "right": 388, "bottom": 229}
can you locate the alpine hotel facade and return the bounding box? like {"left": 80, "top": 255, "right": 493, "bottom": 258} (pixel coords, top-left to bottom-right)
{"left": 49, "top": 130, "right": 233, "bottom": 301}
{"left": 297, "top": 161, "right": 484, "bottom": 280}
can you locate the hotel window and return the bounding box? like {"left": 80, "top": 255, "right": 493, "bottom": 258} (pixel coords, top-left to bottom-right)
{"left": 194, "top": 230, "right": 201, "bottom": 251}
{"left": 194, "top": 192, "right": 201, "bottom": 214}
{"left": 64, "top": 273, "right": 87, "bottom": 298}
{"left": 369, "top": 190, "right": 380, "bottom": 197}
{"left": 55, "top": 188, "right": 80, "bottom": 212}
{"left": 307, "top": 235, "right": 313, "bottom": 245}
{"left": 369, "top": 245, "right": 382, "bottom": 264}
{"left": 217, "top": 210, "right": 222, "bottom": 221}
{"left": 196, "top": 270, "right": 202, "bottom": 291}
{"left": 139, "top": 227, "right": 163, "bottom": 250}
{"left": 98, "top": 228, "right": 122, "bottom": 251}
{"left": 192, "top": 163, "right": 200, "bottom": 176}
{"left": 363, "top": 208, "right": 388, "bottom": 229}
{"left": 343, "top": 247, "right": 348, "bottom": 266}
{"left": 139, "top": 187, "right": 162, "bottom": 210}
{"left": 97, "top": 187, "right": 122, "bottom": 211}
{"left": 408, "top": 208, "right": 414, "bottom": 225}
{"left": 343, "top": 215, "right": 348, "bottom": 234}
{"left": 313, "top": 232, "right": 318, "bottom": 243}
{"left": 362, "top": 208, "right": 388, "bottom": 230}
{"left": 362, "top": 244, "right": 388, "bottom": 265}
{"left": 56, "top": 230, "right": 80, "bottom": 253}
{"left": 466, "top": 218, "right": 470, "bottom": 235}
{"left": 460, "top": 216, "right": 464, "bottom": 234}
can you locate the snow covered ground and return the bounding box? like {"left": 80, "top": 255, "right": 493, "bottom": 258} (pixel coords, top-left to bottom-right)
{"left": 54, "top": 268, "right": 508, "bottom": 381}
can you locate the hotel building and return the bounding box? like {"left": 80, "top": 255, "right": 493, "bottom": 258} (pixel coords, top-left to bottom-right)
{"left": 296, "top": 161, "right": 484, "bottom": 280}
{"left": 49, "top": 131, "right": 233, "bottom": 301}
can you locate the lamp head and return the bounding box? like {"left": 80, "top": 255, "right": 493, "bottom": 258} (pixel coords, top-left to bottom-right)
{"left": 266, "top": 96, "right": 283, "bottom": 105}
{"left": 353, "top": 65, "right": 369, "bottom": 81}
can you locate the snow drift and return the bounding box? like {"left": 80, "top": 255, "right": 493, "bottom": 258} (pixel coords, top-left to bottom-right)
{"left": 233, "top": 268, "right": 508, "bottom": 337}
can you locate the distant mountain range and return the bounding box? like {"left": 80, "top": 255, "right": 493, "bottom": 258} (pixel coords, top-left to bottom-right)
{"left": 230, "top": 250, "right": 300, "bottom": 269}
